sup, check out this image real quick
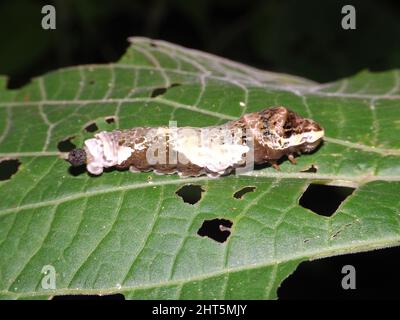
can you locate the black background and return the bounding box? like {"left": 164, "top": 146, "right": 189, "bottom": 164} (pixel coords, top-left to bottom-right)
{"left": 1, "top": 0, "right": 399, "bottom": 299}
{"left": 2, "top": 0, "right": 400, "bottom": 87}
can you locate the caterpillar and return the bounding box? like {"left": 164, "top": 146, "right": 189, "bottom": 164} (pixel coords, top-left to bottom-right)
{"left": 67, "top": 106, "right": 324, "bottom": 177}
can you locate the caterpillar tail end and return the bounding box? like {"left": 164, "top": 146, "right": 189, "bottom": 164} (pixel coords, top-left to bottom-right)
{"left": 68, "top": 148, "right": 87, "bottom": 167}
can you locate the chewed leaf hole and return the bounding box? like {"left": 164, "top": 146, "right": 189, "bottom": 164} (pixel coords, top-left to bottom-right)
{"left": 53, "top": 294, "right": 125, "bottom": 300}
{"left": 176, "top": 184, "right": 205, "bottom": 205}
{"left": 197, "top": 218, "right": 233, "bottom": 243}
{"left": 0, "top": 159, "right": 21, "bottom": 181}
{"left": 151, "top": 87, "right": 167, "bottom": 98}
{"left": 57, "top": 136, "right": 77, "bottom": 152}
{"left": 233, "top": 186, "right": 256, "bottom": 199}
{"left": 105, "top": 117, "right": 116, "bottom": 124}
{"left": 151, "top": 83, "right": 181, "bottom": 98}
{"left": 84, "top": 122, "right": 99, "bottom": 133}
{"left": 301, "top": 164, "right": 318, "bottom": 173}
{"left": 299, "top": 184, "right": 356, "bottom": 217}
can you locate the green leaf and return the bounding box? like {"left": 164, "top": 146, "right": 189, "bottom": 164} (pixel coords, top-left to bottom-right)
{"left": 0, "top": 37, "right": 399, "bottom": 300}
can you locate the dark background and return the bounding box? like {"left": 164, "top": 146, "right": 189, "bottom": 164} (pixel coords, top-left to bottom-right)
{"left": 1, "top": 0, "right": 399, "bottom": 299}
{"left": 2, "top": 0, "right": 400, "bottom": 87}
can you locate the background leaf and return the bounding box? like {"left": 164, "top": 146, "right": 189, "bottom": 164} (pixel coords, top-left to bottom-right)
{"left": 0, "top": 38, "right": 399, "bottom": 299}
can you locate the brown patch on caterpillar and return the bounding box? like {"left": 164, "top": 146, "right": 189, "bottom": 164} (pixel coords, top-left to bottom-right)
{"left": 66, "top": 106, "right": 324, "bottom": 177}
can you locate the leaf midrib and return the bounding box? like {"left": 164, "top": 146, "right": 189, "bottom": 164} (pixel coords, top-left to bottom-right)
{"left": 1, "top": 171, "right": 399, "bottom": 218}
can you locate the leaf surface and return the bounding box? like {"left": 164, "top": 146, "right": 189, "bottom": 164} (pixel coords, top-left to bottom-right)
{"left": 0, "top": 38, "right": 399, "bottom": 299}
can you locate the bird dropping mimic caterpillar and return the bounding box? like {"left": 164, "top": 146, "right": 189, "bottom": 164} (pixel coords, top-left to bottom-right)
{"left": 67, "top": 106, "right": 324, "bottom": 177}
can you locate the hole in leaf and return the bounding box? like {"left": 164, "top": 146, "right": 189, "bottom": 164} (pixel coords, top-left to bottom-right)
{"left": 150, "top": 83, "right": 181, "bottom": 98}
{"left": 68, "top": 165, "right": 87, "bottom": 177}
{"left": 0, "top": 159, "right": 21, "bottom": 181}
{"left": 89, "top": 80, "right": 95, "bottom": 85}
{"left": 84, "top": 122, "right": 99, "bottom": 133}
{"left": 301, "top": 164, "right": 318, "bottom": 173}
{"left": 105, "top": 116, "right": 116, "bottom": 124}
{"left": 151, "top": 87, "right": 167, "bottom": 98}
{"left": 57, "top": 136, "right": 77, "bottom": 152}
{"left": 233, "top": 186, "right": 256, "bottom": 199}
{"left": 52, "top": 294, "right": 125, "bottom": 300}
{"left": 197, "top": 218, "right": 233, "bottom": 243}
{"left": 176, "top": 184, "right": 205, "bottom": 205}
{"left": 299, "top": 184, "right": 355, "bottom": 217}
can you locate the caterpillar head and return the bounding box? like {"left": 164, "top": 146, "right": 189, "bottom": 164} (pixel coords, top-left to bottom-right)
{"left": 259, "top": 106, "right": 324, "bottom": 153}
